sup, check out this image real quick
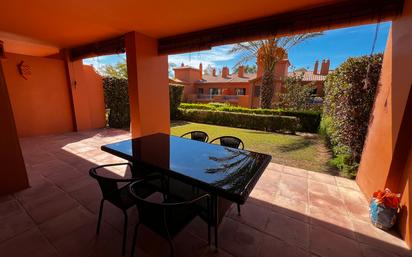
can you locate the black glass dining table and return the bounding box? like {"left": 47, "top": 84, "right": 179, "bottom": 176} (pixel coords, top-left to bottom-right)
{"left": 101, "top": 133, "right": 272, "bottom": 248}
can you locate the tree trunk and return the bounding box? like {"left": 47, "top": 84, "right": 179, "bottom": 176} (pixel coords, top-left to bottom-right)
{"left": 260, "top": 68, "right": 274, "bottom": 109}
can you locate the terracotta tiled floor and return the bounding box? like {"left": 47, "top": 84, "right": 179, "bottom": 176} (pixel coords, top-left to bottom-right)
{"left": 0, "top": 128, "right": 411, "bottom": 257}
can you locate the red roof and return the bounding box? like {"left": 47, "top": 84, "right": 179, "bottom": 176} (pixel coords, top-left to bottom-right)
{"left": 172, "top": 67, "right": 328, "bottom": 85}
{"left": 288, "top": 71, "right": 327, "bottom": 81}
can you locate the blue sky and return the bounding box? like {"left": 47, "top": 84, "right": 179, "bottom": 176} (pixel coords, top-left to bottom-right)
{"left": 84, "top": 22, "right": 390, "bottom": 73}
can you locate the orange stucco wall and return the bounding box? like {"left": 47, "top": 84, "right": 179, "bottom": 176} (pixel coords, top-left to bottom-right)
{"left": 356, "top": 0, "right": 412, "bottom": 246}
{"left": 82, "top": 65, "right": 107, "bottom": 129}
{"left": 174, "top": 68, "right": 201, "bottom": 97}
{"left": 1, "top": 52, "right": 106, "bottom": 137}
{"left": 2, "top": 53, "right": 74, "bottom": 137}
{"left": 67, "top": 61, "right": 106, "bottom": 131}
{"left": 396, "top": 87, "right": 412, "bottom": 245}
{"left": 174, "top": 68, "right": 201, "bottom": 83}
{"left": 400, "top": 154, "right": 412, "bottom": 244}
{"left": 356, "top": 31, "right": 394, "bottom": 195}
{"left": 125, "top": 31, "right": 170, "bottom": 138}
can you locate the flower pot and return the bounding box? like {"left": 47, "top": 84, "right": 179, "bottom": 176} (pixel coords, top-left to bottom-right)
{"left": 369, "top": 199, "right": 398, "bottom": 230}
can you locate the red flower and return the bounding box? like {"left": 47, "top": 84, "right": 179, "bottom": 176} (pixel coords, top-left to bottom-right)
{"left": 372, "top": 189, "right": 401, "bottom": 209}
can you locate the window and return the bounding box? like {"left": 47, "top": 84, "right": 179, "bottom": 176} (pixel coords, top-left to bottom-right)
{"left": 235, "top": 88, "right": 246, "bottom": 95}
{"left": 254, "top": 86, "right": 261, "bottom": 97}
{"left": 198, "top": 88, "right": 204, "bottom": 94}
{"left": 209, "top": 88, "right": 221, "bottom": 95}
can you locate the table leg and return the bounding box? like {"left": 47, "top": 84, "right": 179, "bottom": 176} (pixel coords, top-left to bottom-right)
{"left": 131, "top": 161, "right": 139, "bottom": 177}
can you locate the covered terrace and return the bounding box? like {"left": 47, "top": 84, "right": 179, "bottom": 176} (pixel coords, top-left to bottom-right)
{"left": 1, "top": 0, "right": 412, "bottom": 256}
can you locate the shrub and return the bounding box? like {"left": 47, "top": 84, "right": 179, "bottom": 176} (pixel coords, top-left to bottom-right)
{"left": 321, "top": 54, "right": 383, "bottom": 177}
{"left": 103, "top": 79, "right": 185, "bottom": 127}
{"left": 179, "top": 103, "right": 320, "bottom": 132}
{"left": 169, "top": 84, "right": 184, "bottom": 119}
{"left": 179, "top": 103, "right": 215, "bottom": 110}
{"left": 179, "top": 109, "right": 299, "bottom": 133}
{"left": 275, "top": 73, "right": 314, "bottom": 110}
{"left": 208, "top": 102, "right": 227, "bottom": 107}
{"left": 277, "top": 110, "right": 321, "bottom": 133}
{"left": 103, "top": 77, "right": 130, "bottom": 128}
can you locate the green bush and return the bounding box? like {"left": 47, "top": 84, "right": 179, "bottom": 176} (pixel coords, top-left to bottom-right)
{"left": 180, "top": 103, "right": 215, "bottom": 110}
{"left": 169, "top": 84, "right": 184, "bottom": 119}
{"left": 103, "top": 77, "right": 130, "bottom": 128}
{"left": 275, "top": 73, "right": 314, "bottom": 110}
{"left": 179, "top": 103, "right": 320, "bottom": 132}
{"left": 321, "top": 54, "right": 383, "bottom": 177}
{"left": 179, "top": 109, "right": 299, "bottom": 133}
{"left": 103, "top": 79, "right": 185, "bottom": 127}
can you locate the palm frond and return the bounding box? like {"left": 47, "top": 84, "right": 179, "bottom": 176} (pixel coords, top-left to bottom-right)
{"left": 228, "top": 32, "right": 323, "bottom": 70}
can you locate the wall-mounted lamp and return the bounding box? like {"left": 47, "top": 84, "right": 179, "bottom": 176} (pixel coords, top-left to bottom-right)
{"left": 17, "top": 61, "right": 31, "bottom": 80}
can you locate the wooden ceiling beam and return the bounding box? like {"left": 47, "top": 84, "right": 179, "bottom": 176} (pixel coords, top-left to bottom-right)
{"left": 69, "top": 35, "right": 125, "bottom": 61}
{"left": 158, "top": 0, "right": 404, "bottom": 55}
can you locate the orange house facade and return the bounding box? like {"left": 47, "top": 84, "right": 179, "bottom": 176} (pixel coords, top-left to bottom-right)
{"left": 172, "top": 58, "right": 330, "bottom": 108}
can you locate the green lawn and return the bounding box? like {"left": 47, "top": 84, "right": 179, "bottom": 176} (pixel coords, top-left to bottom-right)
{"left": 171, "top": 121, "right": 337, "bottom": 174}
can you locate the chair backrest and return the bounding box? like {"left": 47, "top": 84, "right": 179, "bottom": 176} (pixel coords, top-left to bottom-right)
{"left": 89, "top": 163, "right": 135, "bottom": 202}
{"left": 210, "top": 136, "right": 244, "bottom": 149}
{"left": 129, "top": 176, "right": 209, "bottom": 238}
{"left": 180, "top": 131, "right": 209, "bottom": 142}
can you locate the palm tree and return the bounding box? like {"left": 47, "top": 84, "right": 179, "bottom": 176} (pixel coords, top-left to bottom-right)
{"left": 229, "top": 33, "right": 322, "bottom": 108}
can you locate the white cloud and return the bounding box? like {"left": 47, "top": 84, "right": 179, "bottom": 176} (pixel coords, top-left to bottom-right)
{"left": 83, "top": 54, "right": 125, "bottom": 71}
{"left": 82, "top": 45, "right": 238, "bottom": 74}
{"left": 168, "top": 44, "right": 237, "bottom": 69}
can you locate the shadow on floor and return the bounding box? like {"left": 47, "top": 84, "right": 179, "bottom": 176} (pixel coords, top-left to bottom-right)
{"left": 0, "top": 128, "right": 409, "bottom": 257}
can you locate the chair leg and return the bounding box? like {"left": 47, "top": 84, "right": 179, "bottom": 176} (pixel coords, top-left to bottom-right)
{"left": 237, "top": 203, "right": 241, "bottom": 216}
{"left": 207, "top": 223, "right": 211, "bottom": 246}
{"left": 122, "top": 210, "right": 128, "bottom": 256}
{"left": 96, "top": 199, "right": 105, "bottom": 235}
{"left": 130, "top": 223, "right": 140, "bottom": 257}
{"left": 167, "top": 239, "right": 175, "bottom": 257}
{"left": 161, "top": 175, "right": 169, "bottom": 200}
{"left": 214, "top": 226, "right": 218, "bottom": 251}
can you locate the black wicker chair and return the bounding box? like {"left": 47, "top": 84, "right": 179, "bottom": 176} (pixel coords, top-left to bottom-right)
{"left": 129, "top": 175, "right": 211, "bottom": 257}
{"left": 209, "top": 136, "right": 244, "bottom": 150}
{"left": 89, "top": 163, "right": 156, "bottom": 256}
{"left": 180, "top": 131, "right": 209, "bottom": 142}
{"left": 210, "top": 136, "right": 245, "bottom": 215}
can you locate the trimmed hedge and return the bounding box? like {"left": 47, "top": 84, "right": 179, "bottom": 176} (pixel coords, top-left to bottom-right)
{"left": 179, "top": 103, "right": 216, "bottom": 110}
{"left": 170, "top": 84, "right": 184, "bottom": 119}
{"left": 321, "top": 54, "right": 383, "bottom": 177}
{"left": 103, "top": 77, "right": 130, "bottom": 128}
{"left": 103, "top": 78, "right": 185, "bottom": 127}
{"left": 179, "top": 103, "right": 321, "bottom": 132}
{"left": 179, "top": 109, "right": 299, "bottom": 133}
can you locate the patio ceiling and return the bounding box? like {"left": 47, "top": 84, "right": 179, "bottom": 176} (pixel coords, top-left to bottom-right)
{"left": 0, "top": 0, "right": 403, "bottom": 56}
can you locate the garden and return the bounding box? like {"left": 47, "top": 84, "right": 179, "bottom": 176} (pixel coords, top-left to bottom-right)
{"left": 102, "top": 54, "right": 383, "bottom": 178}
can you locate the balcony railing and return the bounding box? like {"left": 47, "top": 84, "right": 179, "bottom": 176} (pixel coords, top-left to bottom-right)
{"left": 197, "top": 94, "right": 214, "bottom": 100}
{"left": 196, "top": 94, "right": 241, "bottom": 101}
{"left": 223, "top": 95, "right": 240, "bottom": 101}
